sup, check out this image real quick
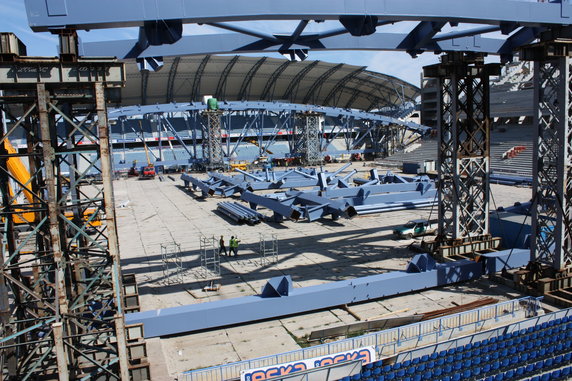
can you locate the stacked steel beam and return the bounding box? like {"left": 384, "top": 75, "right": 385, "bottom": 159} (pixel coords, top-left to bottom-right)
{"left": 217, "top": 202, "right": 265, "bottom": 225}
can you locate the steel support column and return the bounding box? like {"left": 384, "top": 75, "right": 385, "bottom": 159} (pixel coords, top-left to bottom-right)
{"left": 424, "top": 53, "right": 499, "bottom": 242}
{"left": 523, "top": 48, "right": 572, "bottom": 270}
{"left": 201, "top": 110, "right": 225, "bottom": 169}
{"left": 0, "top": 34, "right": 147, "bottom": 379}
{"left": 294, "top": 112, "right": 322, "bottom": 165}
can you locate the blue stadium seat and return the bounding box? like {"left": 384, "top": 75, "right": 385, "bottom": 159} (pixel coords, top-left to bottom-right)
{"left": 564, "top": 352, "right": 571, "bottom": 362}
{"left": 509, "top": 355, "right": 519, "bottom": 366}
{"left": 396, "top": 369, "right": 405, "bottom": 378}
{"left": 540, "top": 374, "right": 549, "bottom": 381}
{"left": 421, "top": 355, "right": 429, "bottom": 362}
{"left": 473, "top": 366, "right": 481, "bottom": 378}
{"left": 505, "top": 369, "right": 514, "bottom": 378}
{"left": 447, "top": 349, "right": 455, "bottom": 356}
{"left": 544, "top": 358, "right": 553, "bottom": 368}
{"left": 473, "top": 356, "right": 482, "bottom": 366}
{"left": 439, "top": 350, "right": 447, "bottom": 358}
{"left": 481, "top": 339, "right": 490, "bottom": 346}
{"left": 531, "top": 376, "right": 540, "bottom": 381}
{"left": 494, "top": 373, "right": 503, "bottom": 381}
{"left": 462, "top": 369, "right": 471, "bottom": 379}
{"left": 385, "top": 372, "right": 395, "bottom": 380}
{"left": 452, "top": 373, "right": 461, "bottom": 381}
{"left": 402, "top": 360, "right": 411, "bottom": 368}
{"left": 492, "top": 361, "right": 500, "bottom": 371}
{"left": 515, "top": 366, "right": 525, "bottom": 377}
{"left": 392, "top": 363, "right": 401, "bottom": 371}
{"left": 433, "top": 367, "right": 442, "bottom": 378}
{"left": 416, "top": 364, "right": 426, "bottom": 373}
{"left": 551, "top": 369, "right": 561, "bottom": 379}
{"left": 442, "top": 376, "right": 451, "bottom": 381}
{"left": 374, "top": 360, "right": 383, "bottom": 368}
{"left": 373, "top": 367, "right": 381, "bottom": 376}
{"left": 463, "top": 359, "right": 472, "bottom": 369}
{"left": 412, "top": 374, "right": 421, "bottom": 381}
{"left": 352, "top": 374, "right": 361, "bottom": 381}
{"left": 501, "top": 358, "right": 509, "bottom": 368}
{"left": 430, "top": 352, "right": 438, "bottom": 360}
{"left": 562, "top": 366, "right": 571, "bottom": 377}
{"left": 412, "top": 358, "right": 420, "bottom": 365}
{"left": 362, "top": 370, "right": 371, "bottom": 378}
{"left": 436, "top": 358, "right": 445, "bottom": 367}
{"left": 383, "top": 365, "right": 392, "bottom": 373}
{"left": 375, "top": 376, "right": 385, "bottom": 381}
{"left": 525, "top": 364, "right": 534, "bottom": 373}
{"left": 445, "top": 355, "right": 454, "bottom": 364}
{"left": 482, "top": 364, "right": 491, "bottom": 373}
{"left": 426, "top": 360, "right": 435, "bottom": 369}
{"left": 443, "top": 364, "right": 452, "bottom": 374}
{"left": 422, "top": 371, "right": 432, "bottom": 380}
{"left": 365, "top": 363, "right": 374, "bottom": 370}
{"left": 406, "top": 367, "right": 415, "bottom": 376}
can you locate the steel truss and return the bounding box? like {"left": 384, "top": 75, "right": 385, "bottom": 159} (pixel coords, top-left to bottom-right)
{"left": 527, "top": 53, "right": 572, "bottom": 270}
{"left": 424, "top": 53, "right": 499, "bottom": 241}
{"left": 0, "top": 53, "right": 145, "bottom": 378}
{"left": 294, "top": 113, "right": 322, "bottom": 165}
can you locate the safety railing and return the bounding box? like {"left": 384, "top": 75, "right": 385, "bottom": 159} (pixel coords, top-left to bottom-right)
{"left": 180, "top": 296, "right": 542, "bottom": 381}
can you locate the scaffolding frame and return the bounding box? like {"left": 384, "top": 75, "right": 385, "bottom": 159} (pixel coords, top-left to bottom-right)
{"left": 161, "top": 242, "right": 184, "bottom": 284}
{"left": 199, "top": 236, "right": 221, "bottom": 279}
{"left": 259, "top": 234, "right": 278, "bottom": 265}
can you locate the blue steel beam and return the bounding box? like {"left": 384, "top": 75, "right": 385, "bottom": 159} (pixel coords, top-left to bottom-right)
{"left": 26, "top": 1, "right": 571, "bottom": 31}
{"left": 125, "top": 250, "right": 530, "bottom": 338}
{"left": 80, "top": 32, "right": 509, "bottom": 59}
{"left": 107, "top": 101, "right": 431, "bottom": 134}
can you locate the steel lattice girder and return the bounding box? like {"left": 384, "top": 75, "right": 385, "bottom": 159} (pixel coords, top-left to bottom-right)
{"left": 530, "top": 56, "right": 572, "bottom": 270}
{"left": 294, "top": 113, "right": 322, "bottom": 165}
{"left": 0, "top": 77, "right": 136, "bottom": 378}
{"left": 424, "top": 55, "right": 499, "bottom": 240}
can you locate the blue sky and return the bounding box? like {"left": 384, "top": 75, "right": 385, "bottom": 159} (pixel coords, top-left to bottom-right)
{"left": 3, "top": 0, "right": 444, "bottom": 86}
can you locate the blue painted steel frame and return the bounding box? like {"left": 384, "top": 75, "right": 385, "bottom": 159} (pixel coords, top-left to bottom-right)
{"left": 126, "top": 250, "right": 530, "bottom": 338}
{"left": 108, "top": 101, "right": 430, "bottom": 134}
{"left": 26, "top": 0, "right": 569, "bottom": 31}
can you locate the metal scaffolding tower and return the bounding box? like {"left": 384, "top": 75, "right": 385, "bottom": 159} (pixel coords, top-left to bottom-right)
{"left": 161, "top": 243, "right": 184, "bottom": 284}
{"left": 0, "top": 33, "right": 147, "bottom": 380}
{"left": 258, "top": 234, "right": 278, "bottom": 265}
{"left": 199, "top": 236, "right": 221, "bottom": 279}
{"left": 521, "top": 42, "right": 572, "bottom": 271}
{"left": 201, "top": 110, "right": 224, "bottom": 170}
{"left": 294, "top": 112, "right": 322, "bottom": 165}
{"left": 424, "top": 53, "right": 500, "bottom": 246}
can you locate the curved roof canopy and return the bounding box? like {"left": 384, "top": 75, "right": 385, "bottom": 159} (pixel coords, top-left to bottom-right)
{"left": 123, "top": 55, "right": 419, "bottom": 112}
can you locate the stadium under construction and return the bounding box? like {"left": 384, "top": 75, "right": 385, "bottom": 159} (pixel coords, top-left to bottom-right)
{"left": 1, "top": 1, "right": 572, "bottom": 381}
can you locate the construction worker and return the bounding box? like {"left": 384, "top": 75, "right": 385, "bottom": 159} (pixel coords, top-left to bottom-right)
{"left": 219, "top": 235, "right": 227, "bottom": 256}
{"left": 229, "top": 236, "right": 241, "bottom": 256}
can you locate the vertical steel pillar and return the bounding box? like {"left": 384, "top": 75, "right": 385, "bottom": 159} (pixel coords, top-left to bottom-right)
{"left": 0, "top": 33, "right": 145, "bottom": 380}
{"left": 295, "top": 112, "right": 322, "bottom": 165}
{"left": 525, "top": 51, "right": 572, "bottom": 270}
{"left": 201, "top": 110, "right": 224, "bottom": 169}
{"left": 424, "top": 53, "right": 500, "bottom": 242}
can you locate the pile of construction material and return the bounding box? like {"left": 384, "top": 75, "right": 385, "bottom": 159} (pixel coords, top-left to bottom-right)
{"left": 241, "top": 169, "right": 437, "bottom": 222}
{"left": 216, "top": 202, "right": 265, "bottom": 225}
{"left": 181, "top": 164, "right": 356, "bottom": 197}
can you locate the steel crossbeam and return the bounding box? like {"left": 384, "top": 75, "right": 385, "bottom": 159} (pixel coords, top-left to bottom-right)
{"left": 526, "top": 53, "right": 572, "bottom": 270}
{"left": 424, "top": 53, "right": 499, "bottom": 241}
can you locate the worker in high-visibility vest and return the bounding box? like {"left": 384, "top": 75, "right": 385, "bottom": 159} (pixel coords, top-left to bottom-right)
{"left": 229, "top": 236, "right": 241, "bottom": 256}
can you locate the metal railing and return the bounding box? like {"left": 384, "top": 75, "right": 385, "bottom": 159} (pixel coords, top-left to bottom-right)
{"left": 180, "top": 297, "right": 542, "bottom": 381}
